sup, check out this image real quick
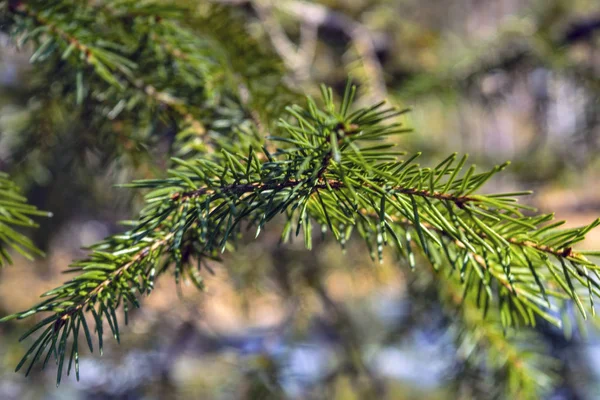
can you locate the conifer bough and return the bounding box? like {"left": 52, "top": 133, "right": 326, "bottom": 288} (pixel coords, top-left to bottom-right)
{"left": 1, "top": 0, "right": 600, "bottom": 395}
{"left": 0, "top": 173, "right": 50, "bottom": 266}
{"left": 2, "top": 82, "right": 600, "bottom": 386}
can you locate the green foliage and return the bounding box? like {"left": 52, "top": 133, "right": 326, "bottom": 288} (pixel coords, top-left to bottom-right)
{"left": 0, "top": 173, "right": 49, "bottom": 266}
{"left": 1, "top": 1, "right": 600, "bottom": 397}
{"left": 436, "top": 269, "right": 557, "bottom": 398}
{"left": 1, "top": 0, "right": 295, "bottom": 172}
{"left": 0, "top": 83, "right": 598, "bottom": 392}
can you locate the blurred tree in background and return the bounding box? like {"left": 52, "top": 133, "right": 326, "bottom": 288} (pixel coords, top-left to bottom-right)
{"left": 0, "top": 1, "right": 600, "bottom": 399}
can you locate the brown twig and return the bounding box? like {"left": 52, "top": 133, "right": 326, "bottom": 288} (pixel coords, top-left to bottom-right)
{"left": 174, "top": 177, "right": 474, "bottom": 209}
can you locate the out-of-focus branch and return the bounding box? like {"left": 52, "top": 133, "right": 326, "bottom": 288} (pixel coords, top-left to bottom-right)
{"left": 217, "top": 0, "right": 387, "bottom": 100}
{"left": 251, "top": 0, "right": 309, "bottom": 81}
{"left": 298, "top": 18, "right": 319, "bottom": 71}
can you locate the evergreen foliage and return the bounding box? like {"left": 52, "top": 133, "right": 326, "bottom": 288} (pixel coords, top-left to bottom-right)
{"left": 0, "top": 173, "right": 49, "bottom": 265}
{"left": 0, "top": 1, "right": 599, "bottom": 397}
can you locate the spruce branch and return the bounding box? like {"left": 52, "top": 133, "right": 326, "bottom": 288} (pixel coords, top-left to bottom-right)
{"left": 439, "top": 274, "right": 556, "bottom": 399}
{"left": 2, "top": 84, "right": 600, "bottom": 386}
{"left": 0, "top": 173, "right": 50, "bottom": 266}
{"left": 10, "top": 1, "right": 208, "bottom": 134}
{"left": 0, "top": 2, "right": 597, "bottom": 397}
{"left": 3, "top": 1, "right": 293, "bottom": 163}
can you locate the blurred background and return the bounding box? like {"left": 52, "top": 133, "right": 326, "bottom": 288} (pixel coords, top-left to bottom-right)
{"left": 1, "top": 0, "right": 600, "bottom": 398}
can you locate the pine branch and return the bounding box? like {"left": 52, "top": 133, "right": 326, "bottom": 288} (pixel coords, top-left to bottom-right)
{"left": 2, "top": 84, "right": 599, "bottom": 386}
{"left": 11, "top": 1, "right": 208, "bottom": 135}
{"left": 441, "top": 275, "right": 556, "bottom": 399}
{"left": 0, "top": 173, "right": 50, "bottom": 266}
{"left": 3, "top": 1, "right": 294, "bottom": 164}
{"left": 1, "top": 2, "right": 598, "bottom": 396}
